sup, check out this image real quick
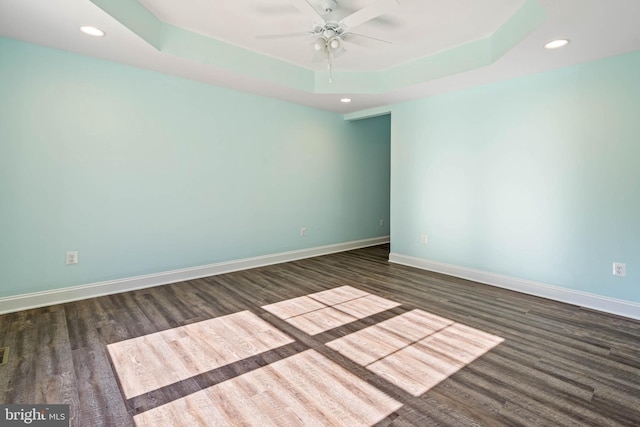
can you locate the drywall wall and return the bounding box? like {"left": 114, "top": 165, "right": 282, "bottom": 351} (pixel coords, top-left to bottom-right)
{"left": 0, "top": 37, "right": 391, "bottom": 298}
{"left": 390, "top": 50, "right": 640, "bottom": 304}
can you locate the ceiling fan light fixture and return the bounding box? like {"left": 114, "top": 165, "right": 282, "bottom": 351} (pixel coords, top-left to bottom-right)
{"left": 544, "top": 39, "right": 570, "bottom": 49}
{"left": 313, "top": 37, "right": 326, "bottom": 51}
{"left": 329, "top": 37, "right": 341, "bottom": 50}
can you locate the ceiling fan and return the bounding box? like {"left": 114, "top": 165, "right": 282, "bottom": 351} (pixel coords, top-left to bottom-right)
{"left": 256, "top": 0, "right": 400, "bottom": 81}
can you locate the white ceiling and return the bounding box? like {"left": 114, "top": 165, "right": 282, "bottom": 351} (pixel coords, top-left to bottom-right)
{"left": 1, "top": 0, "right": 639, "bottom": 113}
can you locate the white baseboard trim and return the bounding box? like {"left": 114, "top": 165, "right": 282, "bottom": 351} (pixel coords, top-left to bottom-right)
{"left": 389, "top": 252, "right": 640, "bottom": 321}
{"left": 0, "top": 236, "right": 389, "bottom": 315}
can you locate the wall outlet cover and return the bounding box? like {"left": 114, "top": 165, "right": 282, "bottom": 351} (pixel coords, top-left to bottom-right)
{"left": 613, "top": 262, "right": 626, "bottom": 277}
{"left": 66, "top": 251, "right": 79, "bottom": 265}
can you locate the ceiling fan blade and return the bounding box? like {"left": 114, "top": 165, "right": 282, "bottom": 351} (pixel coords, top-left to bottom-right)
{"left": 256, "top": 31, "right": 314, "bottom": 40}
{"left": 340, "top": 0, "right": 399, "bottom": 29}
{"left": 342, "top": 32, "right": 392, "bottom": 47}
{"left": 290, "top": 0, "right": 326, "bottom": 23}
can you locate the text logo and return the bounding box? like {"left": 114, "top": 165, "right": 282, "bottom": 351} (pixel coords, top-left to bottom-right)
{"left": 1, "top": 405, "right": 69, "bottom": 426}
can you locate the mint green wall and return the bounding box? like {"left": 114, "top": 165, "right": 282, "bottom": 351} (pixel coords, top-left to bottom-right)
{"left": 391, "top": 51, "right": 640, "bottom": 303}
{"left": 0, "top": 37, "right": 391, "bottom": 298}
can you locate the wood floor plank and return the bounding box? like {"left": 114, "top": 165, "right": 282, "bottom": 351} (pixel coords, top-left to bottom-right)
{"left": 308, "top": 285, "right": 370, "bottom": 306}
{"left": 72, "top": 344, "right": 133, "bottom": 427}
{"left": 33, "top": 306, "right": 80, "bottom": 426}
{"left": 333, "top": 294, "right": 401, "bottom": 319}
{"left": 3, "top": 309, "right": 44, "bottom": 404}
{"left": 285, "top": 307, "right": 358, "bottom": 335}
{"left": 261, "top": 295, "right": 326, "bottom": 320}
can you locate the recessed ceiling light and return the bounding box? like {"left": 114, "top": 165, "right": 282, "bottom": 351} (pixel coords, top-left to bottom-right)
{"left": 340, "top": 98, "right": 352, "bottom": 103}
{"left": 80, "top": 26, "right": 105, "bottom": 37}
{"left": 544, "top": 39, "right": 570, "bottom": 49}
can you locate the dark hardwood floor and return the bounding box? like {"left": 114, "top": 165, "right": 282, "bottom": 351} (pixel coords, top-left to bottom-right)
{"left": 1, "top": 244, "right": 639, "bottom": 426}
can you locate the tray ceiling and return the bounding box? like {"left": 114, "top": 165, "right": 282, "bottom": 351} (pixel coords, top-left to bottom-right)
{"left": 0, "top": 0, "right": 639, "bottom": 113}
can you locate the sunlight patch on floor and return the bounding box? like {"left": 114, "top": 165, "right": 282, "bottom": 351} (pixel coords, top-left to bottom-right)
{"left": 133, "top": 349, "right": 402, "bottom": 427}
{"left": 107, "top": 311, "right": 294, "bottom": 398}
{"left": 327, "top": 309, "right": 504, "bottom": 396}
{"left": 111, "top": 286, "right": 504, "bottom": 424}
{"left": 262, "top": 286, "right": 400, "bottom": 335}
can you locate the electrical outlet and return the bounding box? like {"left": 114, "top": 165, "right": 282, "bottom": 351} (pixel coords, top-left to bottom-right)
{"left": 613, "top": 262, "right": 626, "bottom": 277}
{"left": 380, "top": 219, "right": 384, "bottom": 227}
{"left": 66, "top": 251, "right": 79, "bottom": 265}
{"left": 300, "top": 227, "right": 307, "bottom": 237}
{"left": 421, "top": 234, "right": 428, "bottom": 245}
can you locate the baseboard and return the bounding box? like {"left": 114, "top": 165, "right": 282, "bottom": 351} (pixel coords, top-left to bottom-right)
{"left": 0, "top": 236, "right": 390, "bottom": 314}
{"left": 388, "top": 252, "right": 640, "bottom": 321}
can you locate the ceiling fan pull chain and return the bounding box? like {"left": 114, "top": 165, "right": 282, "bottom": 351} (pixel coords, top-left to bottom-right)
{"left": 328, "top": 52, "right": 333, "bottom": 84}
